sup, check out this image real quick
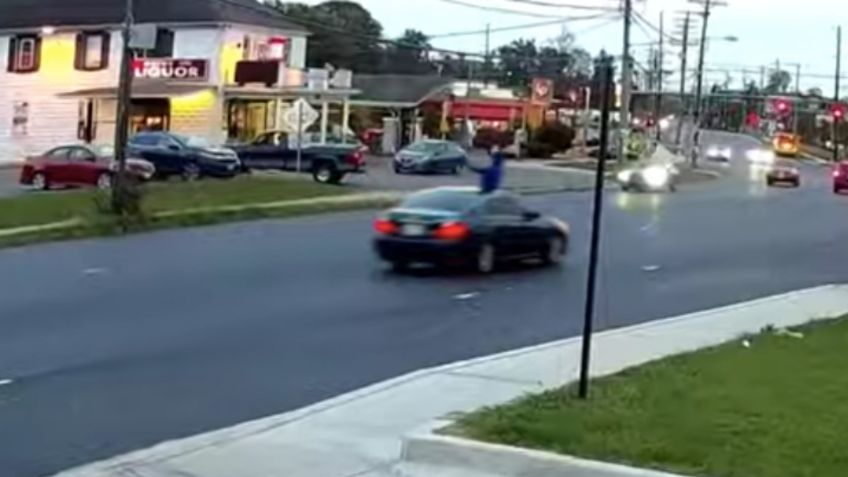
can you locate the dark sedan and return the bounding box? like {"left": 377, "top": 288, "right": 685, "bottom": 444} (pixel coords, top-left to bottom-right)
{"left": 394, "top": 140, "right": 467, "bottom": 175}
{"left": 373, "top": 187, "right": 570, "bottom": 273}
{"left": 128, "top": 132, "right": 241, "bottom": 180}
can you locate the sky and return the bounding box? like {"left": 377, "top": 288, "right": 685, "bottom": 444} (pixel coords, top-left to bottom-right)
{"left": 298, "top": 0, "right": 844, "bottom": 94}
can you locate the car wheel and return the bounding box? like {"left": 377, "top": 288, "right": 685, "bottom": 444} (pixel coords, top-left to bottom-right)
{"left": 668, "top": 182, "right": 677, "bottom": 193}
{"left": 181, "top": 164, "right": 201, "bottom": 182}
{"left": 393, "top": 164, "right": 403, "bottom": 174}
{"left": 96, "top": 172, "right": 112, "bottom": 190}
{"left": 544, "top": 235, "right": 566, "bottom": 265}
{"left": 476, "top": 244, "right": 496, "bottom": 274}
{"left": 452, "top": 164, "right": 462, "bottom": 175}
{"left": 31, "top": 172, "right": 49, "bottom": 190}
{"left": 766, "top": 179, "right": 773, "bottom": 187}
{"left": 313, "top": 164, "right": 340, "bottom": 184}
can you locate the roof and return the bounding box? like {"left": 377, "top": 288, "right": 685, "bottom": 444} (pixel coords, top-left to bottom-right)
{"left": 58, "top": 81, "right": 213, "bottom": 98}
{"left": 351, "top": 75, "right": 454, "bottom": 107}
{"left": 0, "top": 0, "right": 308, "bottom": 33}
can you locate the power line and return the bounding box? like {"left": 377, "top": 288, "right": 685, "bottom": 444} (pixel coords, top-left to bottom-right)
{"left": 500, "top": 0, "right": 620, "bottom": 11}
{"left": 632, "top": 10, "right": 677, "bottom": 42}
{"left": 428, "top": 13, "right": 613, "bottom": 39}
{"left": 433, "top": 0, "right": 584, "bottom": 18}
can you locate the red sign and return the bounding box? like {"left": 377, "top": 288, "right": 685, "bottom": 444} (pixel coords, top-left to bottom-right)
{"left": 531, "top": 78, "right": 553, "bottom": 105}
{"left": 132, "top": 59, "right": 209, "bottom": 81}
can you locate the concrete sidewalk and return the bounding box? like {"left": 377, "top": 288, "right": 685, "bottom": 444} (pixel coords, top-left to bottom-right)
{"left": 55, "top": 284, "right": 848, "bottom": 477}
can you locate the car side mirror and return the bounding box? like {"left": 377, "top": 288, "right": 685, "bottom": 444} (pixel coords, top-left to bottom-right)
{"left": 167, "top": 144, "right": 181, "bottom": 152}
{"left": 523, "top": 210, "right": 541, "bottom": 221}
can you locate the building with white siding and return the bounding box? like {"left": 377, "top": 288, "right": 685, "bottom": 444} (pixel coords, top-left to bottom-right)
{"left": 0, "top": 0, "right": 357, "bottom": 163}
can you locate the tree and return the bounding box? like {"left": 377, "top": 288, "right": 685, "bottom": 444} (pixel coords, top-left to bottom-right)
{"left": 384, "top": 29, "right": 435, "bottom": 74}
{"left": 766, "top": 69, "right": 792, "bottom": 93}
{"left": 807, "top": 87, "right": 824, "bottom": 97}
{"left": 274, "top": 1, "right": 384, "bottom": 73}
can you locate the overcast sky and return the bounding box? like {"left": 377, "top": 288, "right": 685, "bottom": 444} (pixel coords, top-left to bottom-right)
{"left": 298, "top": 0, "right": 844, "bottom": 93}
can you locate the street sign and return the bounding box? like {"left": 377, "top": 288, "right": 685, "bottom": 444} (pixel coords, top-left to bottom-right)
{"left": 284, "top": 98, "right": 319, "bottom": 132}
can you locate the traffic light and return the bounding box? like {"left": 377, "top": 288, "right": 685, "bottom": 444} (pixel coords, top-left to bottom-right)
{"left": 832, "top": 103, "right": 846, "bottom": 121}
{"left": 774, "top": 98, "right": 791, "bottom": 115}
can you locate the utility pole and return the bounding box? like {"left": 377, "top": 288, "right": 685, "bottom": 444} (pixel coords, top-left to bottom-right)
{"left": 619, "top": 0, "right": 633, "bottom": 158}
{"left": 579, "top": 52, "right": 614, "bottom": 400}
{"left": 674, "top": 12, "right": 691, "bottom": 147}
{"left": 692, "top": 0, "right": 712, "bottom": 160}
{"left": 112, "top": 0, "right": 134, "bottom": 213}
{"left": 484, "top": 23, "right": 491, "bottom": 86}
{"left": 834, "top": 26, "right": 842, "bottom": 163}
{"left": 654, "top": 11, "right": 665, "bottom": 141}
{"left": 793, "top": 63, "right": 801, "bottom": 135}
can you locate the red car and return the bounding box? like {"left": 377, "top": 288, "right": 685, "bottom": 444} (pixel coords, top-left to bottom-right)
{"left": 20, "top": 144, "right": 155, "bottom": 190}
{"left": 833, "top": 162, "right": 848, "bottom": 194}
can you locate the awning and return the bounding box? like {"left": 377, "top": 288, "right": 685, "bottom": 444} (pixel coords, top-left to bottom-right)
{"left": 58, "top": 81, "right": 214, "bottom": 99}
{"left": 223, "top": 85, "right": 360, "bottom": 100}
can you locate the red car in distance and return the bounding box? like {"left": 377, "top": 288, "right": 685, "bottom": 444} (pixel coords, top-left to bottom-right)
{"left": 20, "top": 144, "right": 155, "bottom": 190}
{"left": 833, "top": 161, "right": 848, "bottom": 194}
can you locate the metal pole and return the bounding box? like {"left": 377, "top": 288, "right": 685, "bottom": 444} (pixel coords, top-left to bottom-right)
{"left": 296, "top": 101, "right": 303, "bottom": 172}
{"left": 835, "top": 26, "right": 842, "bottom": 163}
{"left": 583, "top": 86, "right": 591, "bottom": 154}
{"left": 655, "top": 11, "right": 665, "bottom": 141}
{"left": 484, "top": 23, "right": 491, "bottom": 86}
{"left": 465, "top": 61, "right": 473, "bottom": 148}
{"left": 619, "top": 0, "right": 633, "bottom": 160}
{"left": 578, "top": 53, "right": 613, "bottom": 400}
{"left": 793, "top": 63, "right": 800, "bottom": 135}
{"left": 112, "top": 0, "right": 134, "bottom": 212}
{"left": 675, "top": 12, "right": 690, "bottom": 147}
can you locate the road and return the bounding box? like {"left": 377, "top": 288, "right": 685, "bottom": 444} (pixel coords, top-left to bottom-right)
{"left": 2, "top": 132, "right": 847, "bottom": 476}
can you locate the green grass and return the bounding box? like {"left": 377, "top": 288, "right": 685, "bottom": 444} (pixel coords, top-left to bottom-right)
{"left": 0, "top": 176, "right": 393, "bottom": 248}
{"left": 451, "top": 318, "right": 848, "bottom": 477}
{"left": 0, "top": 175, "right": 349, "bottom": 229}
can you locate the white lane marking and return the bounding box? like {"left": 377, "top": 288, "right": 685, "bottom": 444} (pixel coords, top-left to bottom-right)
{"left": 0, "top": 379, "right": 13, "bottom": 387}
{"left": 454, "top": 292, "right": 480, "bottom": 300}
{"left": 82, "top": 267, "right": 109, "bottom": 276}
{"left": 641, "top": 265, "right": 661, "bottom": 272}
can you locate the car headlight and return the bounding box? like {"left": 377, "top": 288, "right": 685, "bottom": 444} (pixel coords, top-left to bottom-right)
{"left": 642, "top": 165, "right": 670, "bottom": 188}
{"left": 616, "top": 169, "right": 634, "bottom": 183}
{"left": 658, "top": 118, "right": 670, "bottom": 130}
{"left": 707, "top": 147, "right": 720, "bottom": 156}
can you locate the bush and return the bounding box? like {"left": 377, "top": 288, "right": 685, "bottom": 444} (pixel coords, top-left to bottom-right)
{"left": 533, "top": 122, "right": 576, "bottom": 153}
{"left": 473, "top": 127, "right": 513, "bottom": 149}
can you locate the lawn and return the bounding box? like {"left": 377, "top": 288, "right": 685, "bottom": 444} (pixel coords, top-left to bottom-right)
{"left": 0, "top": 175, "right": 349, "bottom": 229}
{"left": 451, "top": 318, "right": 848, "bottom": 477}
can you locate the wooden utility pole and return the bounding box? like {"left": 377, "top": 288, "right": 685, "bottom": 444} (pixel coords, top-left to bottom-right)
{"left": 619, "top": 0, "right": 633, "bottom": 158}
{"left": 834, "top": 26, "right": 842, "bottom": 163}
{"left": 674, "top": 12, "right": 691, "bottom": 147}
{"left": 654, "top": 11, "right": 665, "bottom": 141}
{"left": 112, "top": 0, "right": 134, "bottom": 212}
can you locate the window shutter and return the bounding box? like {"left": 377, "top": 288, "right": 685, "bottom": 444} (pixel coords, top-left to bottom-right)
{"left": 7, "top": 37, "right": 17, "bottom": 72}
{"left": 74, "top": 33, "right": 85, "bottom": 70}
{"left": 100, "top": 32, "right": 111, "bottom": 69}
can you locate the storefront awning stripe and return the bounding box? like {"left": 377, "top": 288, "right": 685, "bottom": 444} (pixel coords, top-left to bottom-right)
{"left": 58, "top": 82, "right": 214, "bottom": 99}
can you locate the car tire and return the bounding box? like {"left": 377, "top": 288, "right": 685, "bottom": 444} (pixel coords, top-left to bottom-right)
{"left": 96, "top": 172, "right": 112, "bottom": 190}
{"left": 835, "top": 186, "right": 842, "bottom": 194}
{"left": 313, "top": 164, "right": 342, "bottom": 184}
{"left": 543, "top": 235, "right": 567, "bottom": 265}
{"left": 182, "top": 164, "right": 201, "bottom": 182}
{"left": 476, "top": 244, "right": 496, "bottom": 274}
{"left": 31, "top": 172, "right": 49, "bottom": 191}
{"left": 766, "top": 179, "right": 773, "bottom": 187}
{"left": 669, "top": 182, "right": 677, "bottom": 193}
{"left": 393, "top": 164, "right": 404, "bottom": 175}
{"left": 451, "top": 164, "right": 462, "bottom": 175}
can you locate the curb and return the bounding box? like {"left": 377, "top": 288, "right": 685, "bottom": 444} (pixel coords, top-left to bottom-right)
{"left": 403, "top": 434, "right": 685, "bottom": 477}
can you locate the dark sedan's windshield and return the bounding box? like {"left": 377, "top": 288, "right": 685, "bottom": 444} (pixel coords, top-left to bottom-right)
{"left": 400, "top": 189, "right": 478, "bottom": 212}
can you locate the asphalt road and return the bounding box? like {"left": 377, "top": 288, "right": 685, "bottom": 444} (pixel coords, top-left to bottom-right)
{"left": 2, "top": 132, "right": 848, "bottom": 476}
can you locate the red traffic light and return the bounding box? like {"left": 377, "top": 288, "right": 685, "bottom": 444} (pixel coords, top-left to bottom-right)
{"left": 832, "top": 103, "right": 846, "bottom": 121}
{"left": 774, "top": 98, "right": 790, "bottom": 113}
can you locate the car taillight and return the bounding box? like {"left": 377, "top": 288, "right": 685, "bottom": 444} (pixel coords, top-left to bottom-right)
{"left": 835, "top": 169, "right": 842, "bottom": 177}
{"left": 346, "top": 151, "right": 364, "bottom": 166}
{"left": 433, "top": 221, "right": 470, "bottom": 241}
{"left": 373, "top": 218, "right": 398, "bottom": 235}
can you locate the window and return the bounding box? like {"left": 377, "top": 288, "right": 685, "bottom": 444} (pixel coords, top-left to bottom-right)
{"left": 134, "top": 29, "right": 174, "bottom": 58}
{"left": 129, "top": 135, "right": 158, "bottom": 146}
{"left": 7, "top": 35, "right": 41, "bottom": 73}
{"left": 75, "top": 32, "right": 110, "bottom": 71}
{"left": 68, "top": 147, "right": 96, "bottom": 162}
{"left": 484, "top": 197, "right": 524, "bottom": 217}
{"left": 44, "top": 147, "right": 71, "bottom": 159}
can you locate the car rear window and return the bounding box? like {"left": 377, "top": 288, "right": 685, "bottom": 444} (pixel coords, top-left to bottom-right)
{"left": 401, "top": 189, "right": 478, "bottom": 212}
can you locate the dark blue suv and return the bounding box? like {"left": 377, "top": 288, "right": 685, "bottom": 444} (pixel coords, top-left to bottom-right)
{"left": 128, "top": 132, "right": 241, "bottom": 180}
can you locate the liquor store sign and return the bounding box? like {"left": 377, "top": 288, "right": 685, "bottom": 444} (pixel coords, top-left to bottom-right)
{"left": 133, "top": 59, "right": 209, "bottom": 81}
